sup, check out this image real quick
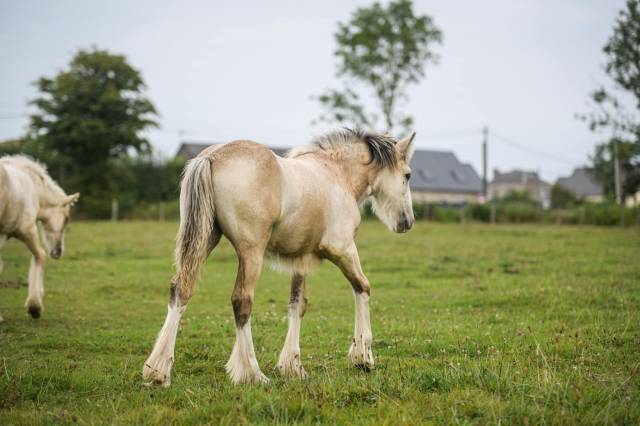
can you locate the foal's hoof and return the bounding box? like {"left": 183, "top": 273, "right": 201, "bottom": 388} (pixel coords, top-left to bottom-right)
{"left": 27, "top": 304, "right": 41, "bottom": 319}
{"left": 348, "top": 342, "right": 375, "bottom": 372}
{"left": 142, "top": 361, "right": 172, "bottom": 388}
{"left": 277, "top": 353, "right": 308, "bottom": 379}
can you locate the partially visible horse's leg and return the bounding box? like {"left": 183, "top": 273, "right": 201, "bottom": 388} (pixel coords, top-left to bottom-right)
{"left": 18, "top": 225, "right": 47, "bottom": 319}
{"left": 329, "top": 242, "right": 374, "bottom": 371}
{"left": 0, "top": 234, "right": 6, "bottom": 274}
{"left": 277, "top": 273, "right": 308, "bottom": 378}
{"left": 0, "top": 234, "right": 4, "bottom": 321}
{"left": 226, "top": 248, "right": 269, "bottom": 385}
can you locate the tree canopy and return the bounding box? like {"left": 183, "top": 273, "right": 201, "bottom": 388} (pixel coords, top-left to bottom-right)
{"left": 316, "top": 0, "right": 441, "bottom": 134}
{"left": 29, "top": 47, "right": 159, "bottom": 211}
{"left": 583, "top": 0, "right": 640, "bottom": 201}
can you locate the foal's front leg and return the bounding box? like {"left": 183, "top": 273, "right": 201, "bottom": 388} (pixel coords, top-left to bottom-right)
{"left": 277, "top": 273, "right": 308, "bottom": 378}
{"left": 330, "top": 242, "right": 374, "bottom": 371}
{"left": 226, "top": 250, "right": 269, "bottom": 385}
{"left": 19, "top": 226, "right": 47, "bottom": 319}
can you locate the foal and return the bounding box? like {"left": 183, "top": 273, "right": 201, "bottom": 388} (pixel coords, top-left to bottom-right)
{"left": 0, "top": 155, "right": 79, "bottom": 320}
{"left": 143, "top": 129, "right": 416, "bottom": 386}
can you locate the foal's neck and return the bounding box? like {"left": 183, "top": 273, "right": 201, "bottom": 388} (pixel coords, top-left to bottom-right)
{"left": 324, "top": 151, "right": 374, "bottom": 203}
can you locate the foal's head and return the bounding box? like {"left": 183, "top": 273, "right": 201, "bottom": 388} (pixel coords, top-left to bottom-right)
{"left": 368, "top": 132, "right": 416, "bottom": 233}
{"left": 39, "top": 193, "right": 80, "bottom": 259}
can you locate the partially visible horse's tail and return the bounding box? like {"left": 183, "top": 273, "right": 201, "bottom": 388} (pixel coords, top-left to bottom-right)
{"left": 171, "top": 156, "right": 216, "bottom": 306}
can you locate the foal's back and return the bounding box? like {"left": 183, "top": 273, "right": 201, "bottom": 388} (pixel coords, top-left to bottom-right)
{"left": 0, "top": 161, "right": 36, "bottom": 233}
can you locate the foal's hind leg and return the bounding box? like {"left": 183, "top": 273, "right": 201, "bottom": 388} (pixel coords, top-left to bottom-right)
{"left": 226, "top": 248, "right": 269, "bottom": 385}
{"left": 277, "top": 273, "right": 308, "bottom": 378}
{"left": 143, "top": 230, "right": 222, "bottom": 387}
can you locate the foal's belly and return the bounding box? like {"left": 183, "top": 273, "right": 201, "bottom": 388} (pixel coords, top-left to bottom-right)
{"left": 265, "top": 212, "right": 326, "bottom": 274}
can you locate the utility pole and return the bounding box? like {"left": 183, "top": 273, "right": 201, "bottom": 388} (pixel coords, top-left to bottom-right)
{"left": 614, "top": 140, "right": 622, "bottom": 205}
{"left": 482, "top": 126, "right": 488, "bottom": 202}
{"left": 613, "top": 140, "right": 624, "bottom": 226}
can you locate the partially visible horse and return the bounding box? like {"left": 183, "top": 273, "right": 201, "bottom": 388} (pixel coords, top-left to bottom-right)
{"left": 0, "top": 155, "right": 79, "bottom": 321}
{"left": 143, "top": 128, "right": 416, "bottom": 386}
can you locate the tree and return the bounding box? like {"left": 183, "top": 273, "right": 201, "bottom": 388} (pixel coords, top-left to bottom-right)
{"left": 315, "top": 0, "right": 441, "bottom": 133}
{"left": 551, "top": 184, "right": 577, "bottom": 209}
{"left": 582, "top": 0, "right": 640, "bottom": 201}
{"left": 29, "top": 47, "right": 158, "bottom": 213}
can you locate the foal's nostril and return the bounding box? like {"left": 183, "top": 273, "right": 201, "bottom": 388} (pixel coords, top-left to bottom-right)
{"left": 51, "top": 242, "right": 62, "bottom": 259}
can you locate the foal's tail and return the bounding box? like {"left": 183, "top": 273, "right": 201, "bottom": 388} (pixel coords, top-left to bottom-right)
{"left": 172, "top": 156, "right": 216, "bottom": 305}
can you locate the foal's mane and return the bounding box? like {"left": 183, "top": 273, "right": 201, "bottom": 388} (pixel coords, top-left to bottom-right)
{"left": 0, "top": 155, "right": 66, "bottom": 199}
{"left": 288, "top": 128, "right": 398, "bottom": 168}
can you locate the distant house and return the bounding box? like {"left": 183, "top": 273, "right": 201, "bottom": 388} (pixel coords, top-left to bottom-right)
{"left": 408, "top": 150, "right": 483, "bottom": 204}
{"left": 175, "top": 142, "right": 483, "bottom": 204}
{"left": 490, "top": 169, "right": 551, "bottom": 208}
{"left": 555, "top": 168, "right": 604, "bottom": 203}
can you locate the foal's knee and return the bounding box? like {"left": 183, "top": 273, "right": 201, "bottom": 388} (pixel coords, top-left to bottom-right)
{"left": 34, "top": 248, "right": 47, "bottom": 265}
{"left": 351, "top": 277, "right": 371, "bottom": 296}
{"left": 231, "top": 292, "right": 253, "bottom": 327}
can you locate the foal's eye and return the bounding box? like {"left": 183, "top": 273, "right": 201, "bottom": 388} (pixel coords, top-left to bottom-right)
{"left": 405, "top": 173, "right": 411, "bottom": 181}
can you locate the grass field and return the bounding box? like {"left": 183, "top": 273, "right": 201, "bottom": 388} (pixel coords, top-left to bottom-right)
{"left": 0, "top": 221, "right": 639, "bottom": 424}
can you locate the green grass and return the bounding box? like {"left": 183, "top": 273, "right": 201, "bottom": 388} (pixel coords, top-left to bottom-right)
{"left": 1, "top": 221, "right": 639, "bottom": 425}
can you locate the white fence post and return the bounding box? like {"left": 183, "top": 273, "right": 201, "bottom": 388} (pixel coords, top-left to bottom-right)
{"left": 111, "top": 199, "right": 118, "bottom": 222}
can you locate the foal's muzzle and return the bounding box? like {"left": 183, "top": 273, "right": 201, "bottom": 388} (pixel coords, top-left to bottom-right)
{"left": 51, "top": 242, "right": 63, "bottom": 259}
{"left": 396, "top": 216, "right": 414, "bottom": 233}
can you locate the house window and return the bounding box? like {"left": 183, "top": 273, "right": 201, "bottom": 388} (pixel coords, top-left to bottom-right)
{"left": 451, "top": 170, "right": 466, "bottom": 182}
{"left": 419, "top": 169, "right": 434, "bottom": 181}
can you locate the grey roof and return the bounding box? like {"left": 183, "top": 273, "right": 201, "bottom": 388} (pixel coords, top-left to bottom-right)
{"left": 492, "top": 169, "right": 549, "bottom": 186}
{"left": 175, "top": 142, "right": 482, "bottom": 194}
{"left": 556, "top": 168, "right": 603, "bottom": 198}
{"left": 409, "top": 150, "right": 482, "bottom": 194}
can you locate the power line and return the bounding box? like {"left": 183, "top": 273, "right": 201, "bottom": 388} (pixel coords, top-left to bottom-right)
{"left": 491, "top": 131, "right": 578, "bottom": 165}
{"left": 422, "top": 128, "right": 482, "bottom": 141}
{"left": 0, "top": 113, "right": 27, "bottom": 120}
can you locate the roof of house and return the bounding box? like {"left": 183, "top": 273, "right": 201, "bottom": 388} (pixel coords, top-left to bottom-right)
{"left": 556, "top": 168, "right": 603, "bottom": 198}
{"left": 492, "top": 169, "right": 549, "bottom": 186}
{"left": 409, "top": 150, "right": 482, "bottom": 194}
{"left": 175, "top": 142, "right": 482, "bottom": 194}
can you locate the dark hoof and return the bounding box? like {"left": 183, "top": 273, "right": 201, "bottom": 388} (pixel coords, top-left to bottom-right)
{"left": 354, "top": 364, "right": 372, "bottom": 372}
{"left": 27, "top": 305, "right": 41, "bottom": 319}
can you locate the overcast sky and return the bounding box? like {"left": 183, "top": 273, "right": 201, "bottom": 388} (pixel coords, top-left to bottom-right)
{"left": 0, "top": 0, "right": 631, "bottom": 181}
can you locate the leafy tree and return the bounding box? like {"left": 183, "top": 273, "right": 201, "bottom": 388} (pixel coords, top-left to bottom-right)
{"left": 551, "top": 183, "right": 578, "bottom": 209}
{"left": 582, "top": 0, "right": 640, "bottom": 201}
{"left": 315, "top": 0, "right": 441, "bottom": 133}
{"left": 29, "top": 47, "right": 158, "bottom": 211}
{"left": 590, "top": 137, "right": 640, "bottom": 200}
{"left": 499, "top": 190, "right": 537, "bottom": 205}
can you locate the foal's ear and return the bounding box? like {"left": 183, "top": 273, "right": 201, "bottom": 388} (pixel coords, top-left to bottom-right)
{"left": 398, "top": 132, "right": 416, "bottom": 161}
{"left": 62, "top": 192, "right": 80, "bottom": 206}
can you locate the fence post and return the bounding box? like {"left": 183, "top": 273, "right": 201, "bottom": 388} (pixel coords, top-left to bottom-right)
{"left": 579, "top": 206, "right": 585, "bottom": 225}
{"left": 111, "top": 199, "right": 118, "bottom": 222}
{"left": 490, "top": 203, "right": 496, "bottom": 224}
